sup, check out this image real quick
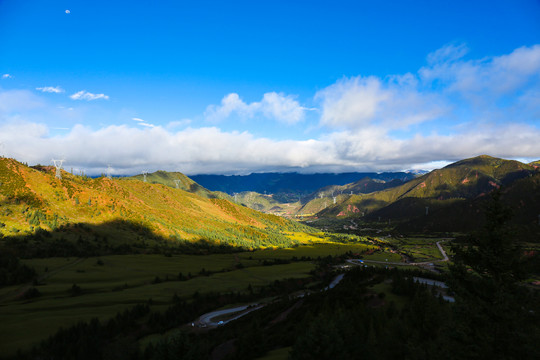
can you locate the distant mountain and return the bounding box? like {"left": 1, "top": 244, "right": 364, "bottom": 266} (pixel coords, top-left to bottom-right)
{"left": 0, "top": 158, "right": 312, "bottom": 252}
{"left": 296, "top": 177, "right": 406, "bottom": 216}
{"left": 406, "top": 169, "right": 429, "bottom": 175}
{"left": 232, "top": 191, "right": 296, "bottom": 215}
{"left": 190, "top": 172, "right": 416, "bottom": 199}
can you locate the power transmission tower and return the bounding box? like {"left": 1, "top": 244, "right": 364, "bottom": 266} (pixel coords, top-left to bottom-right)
{"left": 333, "top": 196, "right": 337, "bottom": 204}
{"left": 174, "top": 179, "right": 181, "bottom": 189}
{"left": 142, "top": 171, "right": 148, "bottom": 182}
{"left": 426, "top": 206, "right": 429, "bottom": 215}
{"left": 107, "top": 164, "right": 113, "bottom": 180}
{"left": 52, "top": 159, "right": 64, "bottom": 179}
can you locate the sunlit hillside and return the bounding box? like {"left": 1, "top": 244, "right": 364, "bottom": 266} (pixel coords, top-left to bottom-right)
{"left": 0, "top": 158, "right": 312, "bottom": 251}
{"left": 127, "top": 170, "right": 223, "bottom": 199}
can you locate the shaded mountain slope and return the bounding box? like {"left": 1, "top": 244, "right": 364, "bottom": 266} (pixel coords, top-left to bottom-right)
{"left": 296, "top": 177, "right": 406, "bottom": 215}
{"left": 317, "top": 155, "right": 537, "bottom": 219}
{"left": 394, "top": 172, "right": 540, "bottom": 241}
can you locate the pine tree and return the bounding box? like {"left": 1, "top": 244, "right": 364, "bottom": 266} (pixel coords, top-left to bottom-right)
{"left": 448, "top": 191, "right": 540, "bottom": 359}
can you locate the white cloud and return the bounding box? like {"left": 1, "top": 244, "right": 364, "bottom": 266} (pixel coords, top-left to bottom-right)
{"left": 420, "top": 44, "right": 540, "bottom": 97}
{"left": 316, "top": 76, "right": 389, "bottom": 128}
{"left": 205, "top": 92, "right": 306, "bottom": 124}
{"left": 36, "top": 86, "right": 64, "bottom": 93}
{"left": 167, "top": 119, "right": 192, "bottom": 129}
{"left": 259, "top": 92, "right": 305, "bottom": 124}
{"left": 426, "top": 42, "right": 469, "bottom": 65}
{"left": 70, "top": 90, "right": 109, "bottom": 101}
{"left": 1, "top": 121, "right": 539, "bottom": 175}
{"left": 131, "top": 117, "right": 155, "bottom": 127}
{"left": 316, "top": 44, "right": 540, "bottom": 132}
{"left": 205, "top": 93, "right": 248, "bottom": 121}
{"left": 1, "top": 44, "right": 539, "bottom": 175}
{"left": 316, "top": 75, "right": 445, "bottom": 129}
{"left": 2, "top": 74, "right": 13, "bottom": 79}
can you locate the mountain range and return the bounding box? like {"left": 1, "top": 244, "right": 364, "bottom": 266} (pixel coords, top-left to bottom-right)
{"left": 1, "top": 154, "right": 539, "bottom": 250}
{"left": 313, "top": 155, "right": 540, "bottom": 239}
{"left": 190, "top": 171, "right": 417, "bottom": 200}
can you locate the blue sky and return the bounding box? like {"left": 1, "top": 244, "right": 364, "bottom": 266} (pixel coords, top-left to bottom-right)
{"left": 0, "top": 0, "right": 539, "bottom": 175}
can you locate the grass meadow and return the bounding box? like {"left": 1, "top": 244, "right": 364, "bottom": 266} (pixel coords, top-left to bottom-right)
{"left": 1, "top": 240, "right": 413, "bottom": 356}
{"left": 1, "top": 249, "right": 321, "bottom": 355}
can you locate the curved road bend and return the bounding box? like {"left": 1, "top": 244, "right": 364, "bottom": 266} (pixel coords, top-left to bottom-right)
{"left": 436, "top": 240, "right": 449, "bottom": 261}
{"left": 194, "top": 241, "right": 452, "bottom": 328}
{"left": 196, "top": 273, "right": 347, "bottom": 327}
{"left": 198, "top": 304, "right": 264, "bottom": 327}
{"left": 324, "top": 273, "right": 344, "bottom": 290}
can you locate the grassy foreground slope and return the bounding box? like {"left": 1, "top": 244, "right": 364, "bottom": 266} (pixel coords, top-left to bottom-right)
{"left": 0, "top": 158, "right": 311, "bottom": 250}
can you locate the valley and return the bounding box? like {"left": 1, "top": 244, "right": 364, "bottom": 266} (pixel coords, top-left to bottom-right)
{"left": 0, "top": 155, "right": 539, "bottom": 359}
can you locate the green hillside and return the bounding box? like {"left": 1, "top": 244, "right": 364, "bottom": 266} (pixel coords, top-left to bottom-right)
{"left": 128, "top": 170, "right": 221, "bottom": 199}
{"left": 316, "top": 155, "right": 537, "bottom": 220}
{"left": 135, "top": 170, "right": 409, "bottom": 218}
{"left": 127, "top": 172, "right": 304, "bottom": 216}
{"left": 0, "top": 158, "right": 314, "bottom": 254}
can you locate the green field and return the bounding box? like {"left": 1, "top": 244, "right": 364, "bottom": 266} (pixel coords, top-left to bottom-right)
{"left": 380, "top": 237, "right": 453, "bottom": 263}
{"left": 362, "top": 251, "right": 402, "bottom": 262}
{"left": 239, "top": 242, "right": 375, "bottom": 261}
{"left": 0, "top": 240, "right": 400, "bottom": 356}
{"left": 0, "top": 252, "right": 315, "bottom": 356}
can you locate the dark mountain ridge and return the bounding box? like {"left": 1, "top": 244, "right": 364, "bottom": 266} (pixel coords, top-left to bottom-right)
{"left": 309, "top": 155, "right": 539, "bottom": 240}
{"left": 190, "top": 171, "right": 417, "bottom": 196}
